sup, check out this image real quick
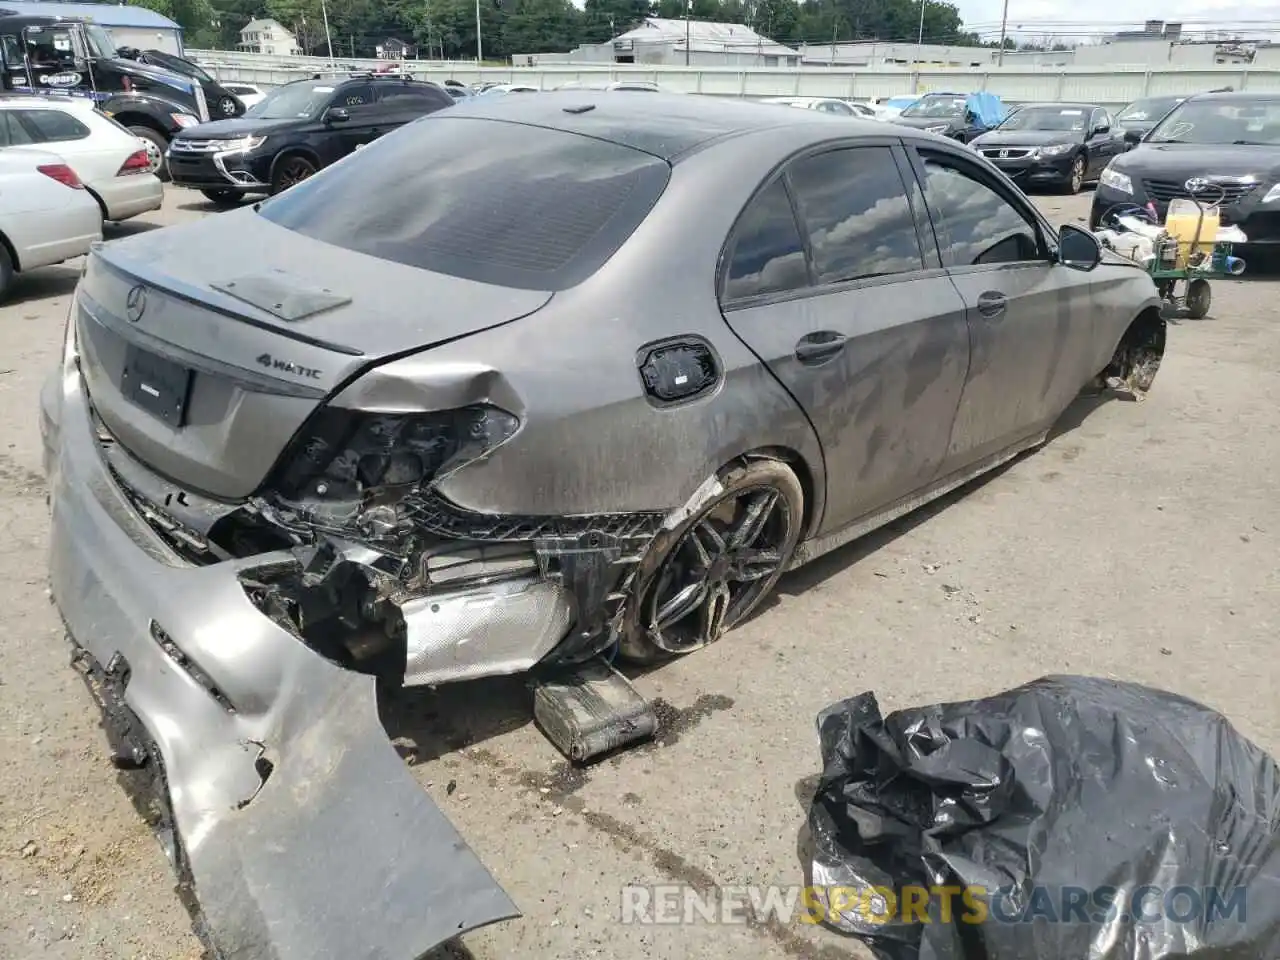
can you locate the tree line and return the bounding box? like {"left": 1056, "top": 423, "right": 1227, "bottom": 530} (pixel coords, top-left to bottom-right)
{"left": 131, "top": 0, "right": 1014, "bottom": 62}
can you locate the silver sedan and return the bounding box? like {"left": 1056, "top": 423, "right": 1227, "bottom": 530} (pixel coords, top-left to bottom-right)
{"left": 40, "top": 91, "right": 1165, "bottom": 959}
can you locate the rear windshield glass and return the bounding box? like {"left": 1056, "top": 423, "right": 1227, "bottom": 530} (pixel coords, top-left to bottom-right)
{"left": 257, "top": 116, "right": 671, "bottom": 290}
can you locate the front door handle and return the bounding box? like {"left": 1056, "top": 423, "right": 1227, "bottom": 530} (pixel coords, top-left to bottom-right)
{"left": 976, "top": 291, "right": 1007, "bottom": 318}
{"left": 795, "top": 331, "right": 848, "bottom": 366}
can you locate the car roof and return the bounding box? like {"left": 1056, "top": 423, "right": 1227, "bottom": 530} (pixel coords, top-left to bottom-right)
{"left": 1013, "top": 102, "right": 1100, "bottom": 111}
{"left": 0, "top": 94, "right": 94, "bottom": 111}
{"left": 440, "top": 90, "right": 885, "bottom": 161}
{"left": 1184, "top": 91, "right": 1278, "bottom": 104}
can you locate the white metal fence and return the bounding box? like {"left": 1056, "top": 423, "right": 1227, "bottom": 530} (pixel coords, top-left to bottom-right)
{"left": 188, "top": 49, "right": 1280, "bottom": 110}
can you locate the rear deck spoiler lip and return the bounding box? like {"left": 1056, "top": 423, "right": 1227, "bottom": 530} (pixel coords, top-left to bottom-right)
{"left": 93, "top": 245, "right": 367, "bottom": 358}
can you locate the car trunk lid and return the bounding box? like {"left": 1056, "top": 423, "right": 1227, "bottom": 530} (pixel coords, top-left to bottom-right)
{"left": 74, "top": 208, "right": 552, "bottom": 501}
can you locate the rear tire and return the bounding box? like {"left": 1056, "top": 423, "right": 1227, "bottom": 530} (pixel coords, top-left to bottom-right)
{"left": 617, "top": 459, "right": 804, "bottom": 664}
{"left": 128, "top": 126, "right": 169, "bottom": 182}
{"left": 0, "top": 243, "right": 14, "bottom": 302}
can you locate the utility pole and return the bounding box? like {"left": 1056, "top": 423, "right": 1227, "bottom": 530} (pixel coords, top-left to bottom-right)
{"left": 476, "top": 0, "right": 483, "bottom": 63}
{"left": 997, "top": 0, "right": 1009, "bottom": 66}
{"left": 914, "top": 0, "right": 925, "bottom": 67}
{"left": 319, "top": 0, "right": 334, "bottom": 65}
{"left": 685, "top": 0, "right": 691, "bottom": 67}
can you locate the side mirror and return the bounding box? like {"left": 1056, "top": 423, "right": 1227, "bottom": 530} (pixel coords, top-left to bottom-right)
{"left": 1124, "top": 128, "right": 1143, "bottom": 145}
{"left": 1057, "top": 224, "right": 1102, "bottom": 272}
{"left": 324, "top": 106, "right": 350, "bottom": 123}
{"left": 1093, "top": 123, "right": 1110, "bottom": 136}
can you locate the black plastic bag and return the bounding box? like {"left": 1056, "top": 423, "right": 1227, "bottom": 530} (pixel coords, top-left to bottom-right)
{"left": 807, "top": 675, "right": 1280, "bottom": 960}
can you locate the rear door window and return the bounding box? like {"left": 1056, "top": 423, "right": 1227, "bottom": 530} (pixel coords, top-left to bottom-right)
{"left": 786, "top": 146, "right": 925, "bottom": 284}
{"left": 722, "top": 178, "right": 809, "bottom": 302}
{"left": 16, "top": 109, "right": 90, "bottom": 142}
{"left": 333, "top": 83, "right": 375, "bottom": 112}
{"left": 258, "top": 116, "right": 671, "bottom": 291}
{"left": 0, "top": 110, "right": 35, "bottom": 146}
{"left": 375, "top": 81, "right": 451, "bottom": 112}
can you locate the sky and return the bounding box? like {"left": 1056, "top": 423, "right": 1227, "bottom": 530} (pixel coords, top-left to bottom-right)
{"left": 951, "top": 0, "right": 1280, "bottom": 42}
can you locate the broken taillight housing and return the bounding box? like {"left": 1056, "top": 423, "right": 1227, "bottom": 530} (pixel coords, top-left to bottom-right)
{"left": 267, "top": 405, "right": 520, "bottom": 504}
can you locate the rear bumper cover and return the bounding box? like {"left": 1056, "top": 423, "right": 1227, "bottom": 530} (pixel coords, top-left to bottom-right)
{"left": 41, "top": 364, "right": 518, "bottom": 959}
{"left": 90, "top": 173, "right": 165, "bottom": 222}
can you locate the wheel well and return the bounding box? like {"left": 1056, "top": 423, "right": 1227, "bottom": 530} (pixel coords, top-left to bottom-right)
{"left": 1120, "top": 307, "right": 1167, "bottom": 359}
{"left": 0, "top": 228, "right": 19, "bottom": 271}
{"left": 738, "top": 446, "right": 818, "bottom": 539}
{"left": 1102, "top": 306, "right": 1166, "bottom": 394}
{"left": 84, "top": 186, "right": 109, "bottom": 221}
{"left": 113, "top": 113, "right": 166, "bottom": 138}
{"left": 270, "top": 148, "right": 320, "bottom": 180}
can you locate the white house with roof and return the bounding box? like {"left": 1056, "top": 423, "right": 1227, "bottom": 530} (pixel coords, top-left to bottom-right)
{"left": 517, "top": 17, "right": 800, "bottom": 67}
{"left": 237, "top": 18, "right": 299, "bottom": 57}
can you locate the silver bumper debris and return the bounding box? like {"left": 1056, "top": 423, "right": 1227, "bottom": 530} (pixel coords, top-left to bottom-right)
{"left": 42, "top": 367, "right": 519, "bottom": 959}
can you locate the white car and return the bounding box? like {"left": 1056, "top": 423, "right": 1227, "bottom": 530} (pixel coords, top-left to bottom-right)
{"left": 478, "top": 83, "right": 540, "bottom": 96}
{"left": 759, "top": 96, "right": 878, "bottom": 118}
{"left": 0, "top": 146, "right": 102, "bottom": 299}
{"left": 222, "top": 83, "right": 266, "bottom": 110}
{"left": 0, "top": 96, "right": 163, "bottom": 222}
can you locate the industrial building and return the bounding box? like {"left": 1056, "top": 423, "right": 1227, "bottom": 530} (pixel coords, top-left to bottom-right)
{"left": 516, "top": 17, "right": 800, "bottom": 68}
{"left": 798, "top": 41, "right": 997, "bottom": 68}
{"left": 0, "top": 0, "right": 183, "bottom": 53}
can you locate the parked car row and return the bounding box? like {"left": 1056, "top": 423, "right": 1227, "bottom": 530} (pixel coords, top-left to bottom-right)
{"left": 1090, "top": 90, "right": 1280, "bottom": 249}
{"left": 1, "top": 12, "right": 251, "bottom": 179}
{"left": 0, "top": 93, "right": 163, "bottom": 298}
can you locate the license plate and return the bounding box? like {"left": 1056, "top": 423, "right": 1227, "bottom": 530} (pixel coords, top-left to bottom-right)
{"left": 120, "top": 344, "right": 193, "bottom": 427}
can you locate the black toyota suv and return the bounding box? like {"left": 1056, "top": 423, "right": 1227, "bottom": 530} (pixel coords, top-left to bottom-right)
{"left": 166, "top": 74, "right": 454, "bottom": 203}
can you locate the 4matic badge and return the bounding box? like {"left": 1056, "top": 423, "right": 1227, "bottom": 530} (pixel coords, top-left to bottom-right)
{"left": 256, "top": 354, "right": 322, "bottom": 379}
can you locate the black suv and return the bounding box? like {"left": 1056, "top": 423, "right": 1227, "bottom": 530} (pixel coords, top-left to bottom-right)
{"left": 166, "top": 74, "right": 454, "bottom": 203}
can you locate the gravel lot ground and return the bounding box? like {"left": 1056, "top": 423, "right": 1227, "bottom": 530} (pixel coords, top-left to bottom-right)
{"left": 1, "top": 186, "right": 1276, "bottom": 960}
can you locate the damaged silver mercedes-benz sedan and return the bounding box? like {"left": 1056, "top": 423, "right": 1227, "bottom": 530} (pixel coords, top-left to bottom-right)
{"left": 40, "top": 90, "right": 1166, "bottom": 958}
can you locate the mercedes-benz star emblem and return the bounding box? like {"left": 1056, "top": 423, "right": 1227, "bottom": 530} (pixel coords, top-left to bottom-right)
{"left": 125, "top": 285, "right": 148, "bottom": 323}
{"left": 1185, "top": 177, "right": 1210, "bottom": 194}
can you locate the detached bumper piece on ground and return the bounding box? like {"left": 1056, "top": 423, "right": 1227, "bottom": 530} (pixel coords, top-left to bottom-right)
{"left": 807, "top": 676, "right": 1280, "bottom": 960}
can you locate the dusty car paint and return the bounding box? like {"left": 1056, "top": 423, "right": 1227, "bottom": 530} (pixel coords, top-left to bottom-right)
{"left": 41, "top": 92, "right": 1166, "bottom": 958}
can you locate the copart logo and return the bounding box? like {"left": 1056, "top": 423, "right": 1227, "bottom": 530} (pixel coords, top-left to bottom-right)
{"left": 256, "top": 353, "right": 322, "bottom": 379}
{"left": 39, "top": 72, "right": 82, "bottom": 87}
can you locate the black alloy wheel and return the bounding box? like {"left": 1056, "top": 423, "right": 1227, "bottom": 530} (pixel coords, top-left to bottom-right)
{"left": 619, "top": 459, "right": 803, "bottom": 662}
{"left": 271, "top": 156, "right": 317, "bottom": 194}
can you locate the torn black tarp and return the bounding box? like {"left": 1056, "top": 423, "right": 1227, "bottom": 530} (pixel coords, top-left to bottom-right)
{"left": 806, "top": 675, "right": 1280, "bottom": 960}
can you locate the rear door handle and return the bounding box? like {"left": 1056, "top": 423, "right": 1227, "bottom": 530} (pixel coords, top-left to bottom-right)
{"left": 795, "top": 331, "right": 848, "bottom": 366}
{"left": 977, "top": 291, "right": 1007, "bottom": 318}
